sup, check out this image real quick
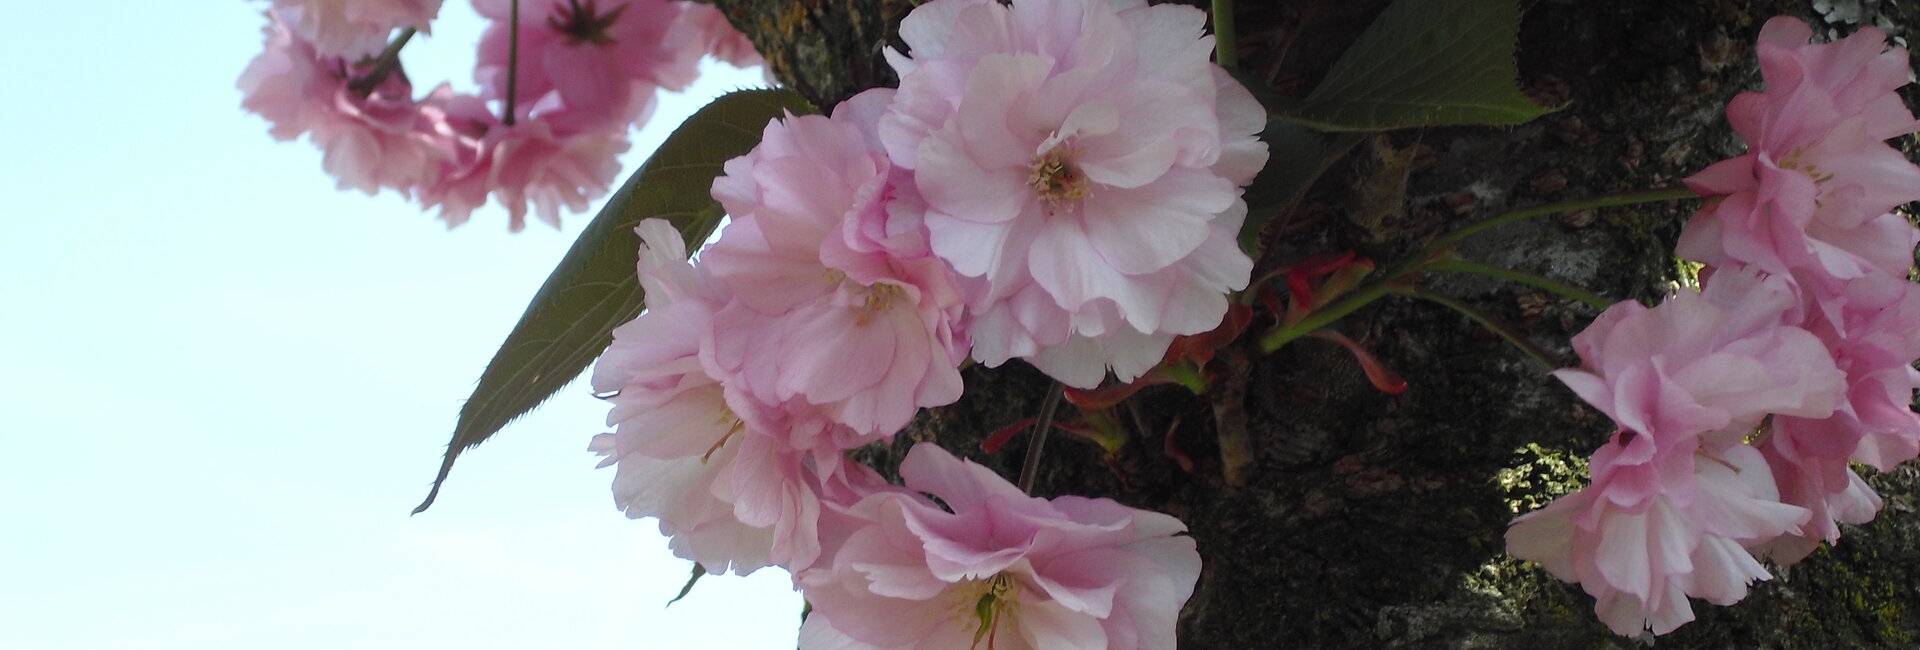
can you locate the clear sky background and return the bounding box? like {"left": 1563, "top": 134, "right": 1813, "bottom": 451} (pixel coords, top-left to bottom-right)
{"left": 0, "top": 2, "right": 803, "bottom": 648}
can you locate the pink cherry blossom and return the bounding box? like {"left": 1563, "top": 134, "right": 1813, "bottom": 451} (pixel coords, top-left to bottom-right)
{"left": 1753, "top": 274, "right": 1920, "bottom": 563}
{"left": 1506, "top": 267, "right": 1845, "bottom": 635}
{"left": 1550, "top": 268, "right": 1845, "bottom": 447}
{"left": 1024, "top": 68, "right": 1264, "bottom": 386}
{"left": 879, "top": 0, "right": 1265, "bottom": 388}
{"left": 1747, "top": 17, "right": 1919, "bottom": 147}
{"left": 414, "top": 87, "right": 629, "bottom": 230}
{"left": 239, "top": 14, "right": 336, "bottom": 142}
{"left": 1507, "top": 444, "right": 1808, "bottom": 636}
{"left": 590, "top": 219, "right": 888, "bottom": 574}
{"left": 798, "top": 443, "right": 1199, "bottom": 649}
{"left": 589, "top": 218, "right": 774, "bottom": 573}
{"left": 1651, "top": 17, "right": 1920, "bottom": 577}
{"left": 1677, "top": 17, "right": 1920, "bottom": 296}
{"left": 1751, "top": 430, "right": 1882, "bottom": 565}
{"left": 681, "top": 2, "right": 766, "bottom": 71}
{"left": 268, "top": 0, "right": 441, "bottom": 59}
{"left": 473, "top": 0, "right": 704, "bottom": 129}
{"left": 239, "top": 12, "right": 449, "bottom": 198}
{"left": 702, "top": 90, "right": 968, "bottom": 439}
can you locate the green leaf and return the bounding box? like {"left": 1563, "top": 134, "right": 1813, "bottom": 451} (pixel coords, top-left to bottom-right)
{"left": 413, "top": 89, "right": 817, "bottom": 514}
{"left": 1238, "top": 118, "right": 1364, "bottom": 254}
{"left": 1267, "top": 0, "right": 1555, "bottom": 131}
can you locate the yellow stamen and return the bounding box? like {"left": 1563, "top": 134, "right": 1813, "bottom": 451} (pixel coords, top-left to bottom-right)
{"left": 1029, "top": 148, "right": 1091, "bottom": 209}
{"left": 856, "top": 284, "right": 904, "bottom": 325}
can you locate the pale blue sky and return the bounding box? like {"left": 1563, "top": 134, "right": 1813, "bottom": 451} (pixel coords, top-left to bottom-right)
{"left": 0, "top": 2, "right": 801, "bottom": 648}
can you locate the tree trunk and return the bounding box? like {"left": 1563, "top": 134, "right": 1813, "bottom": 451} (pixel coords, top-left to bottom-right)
{"left": 706, "top": 0, "right": 1920, "bottom": 646}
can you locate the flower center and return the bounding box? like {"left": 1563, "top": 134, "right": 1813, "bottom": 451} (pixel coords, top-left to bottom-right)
{"left": 967, "top": 573, "right": 1020, "bottom": 649}
{"left": 549, "top": 0, "right": 628, "bottom": 45}
{"left": 1029, "top": 148, "right": 1090, "bottom": 210}
{"left": 856, "top": 283, "right": 904, "bottom": 325}
{"left": 700, "top": 410, "right": 744, "bottom": 464}
{"left": 1775, "top": 148, "right": 1836, "bottom": 208}
{"left": 1776, "top": 148, "right": 1836, "bottom": 184}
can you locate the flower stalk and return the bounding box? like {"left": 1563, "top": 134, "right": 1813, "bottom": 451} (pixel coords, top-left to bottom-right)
{"left": 347, "top": 27, "right": 417, "bottom": 96}
{"left": 1427, "top": 186, "right": 1695, "bottom": 252}
{"left": 1260, "top": 186, "right": 1696, "bottom": 353}
{"left": 503, "top": 0, "right": 523, "bottom": 125}
{"left": 1212, "top": 0, "right": 1237, "bottom": 69}
{"left": 1423, "top": 257, "right": 1613, "bottom": 310}
{"left": 1018, "top": 382, "right": 1065, "bottom": 494}
{"left": 1393, "top": 285, "right": 1557, "bottom": 369}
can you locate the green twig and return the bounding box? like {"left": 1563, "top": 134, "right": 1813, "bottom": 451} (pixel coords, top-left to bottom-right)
{"left": 348, "top": 28, "right": 417, "bottom": 96}
{"left": 1396, "top": 285, "right": 1558, "bottom": 370}
{"left": 1424, "top": 258, "right": 1613, "bottom": 310}
{"left": 1258, "top": 187, "right": 1694, "bottom": 353}
{"left": 1213, "top": 0, "right": 1237, "bottom": 69}
{"left": 1427, "top": 186, "right": 1695, "bottom": 252}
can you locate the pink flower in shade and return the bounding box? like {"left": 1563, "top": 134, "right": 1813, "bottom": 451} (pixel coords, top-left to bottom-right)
{"left": 1550, "top": 268, "right": 1845, "bottom": 450}
{"left": 239, "top": 12, "right": 449, "bottom": 197}
{"left": 1505, "top": 267, "right": 1846, "bottom": 636}
{"left": 590, "top": 219, "right": 889, "bottom": 575}
{"left": 1754, "top": 274, "right": 1920, "bottom": 563}
{"left": 702, "top": 90, "right": 968, "bottom": 439}
{"left": 878, "top": 0, "right": 1265, "bottom": 388}
{"left": 1677, "top": 17, "right": 1920, "bottom": 297}
{"left": 268, "top": 0, "right": 441, "bottom": 58}
{"left": 797, "top": 443, "right": 1200, "bottom": 650}
{"left": 1833, "top": 283, "right": 1920, "bottom": 472}
{"left": 473, "top": 0, "right": 704, "bottom": 129}
{"left": 1746, "top": 17, "right": 1919, "bottom": 148}
{"left": 414, "top": 87, "right": 629, "bottom": 230}
{"left": 1750, "top": 433, "right": 1882, "bottom": 566}
{"left": 1507, "top": 444, "right": 1809, "bottom": 636}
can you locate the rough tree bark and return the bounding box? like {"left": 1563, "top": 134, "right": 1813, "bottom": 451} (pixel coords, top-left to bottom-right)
{"left": 702, "top": 0, "right": 1920, "bottom": 646}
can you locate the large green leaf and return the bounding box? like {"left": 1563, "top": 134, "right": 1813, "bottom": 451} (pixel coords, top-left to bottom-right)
{"left": 1238, "top": 118, "right": 1365, "bottom": 254}
{"left": 1267, "top": 0, "right": 1555, "bottom": 131}
{"left": 414, "top": 89, "right": 817, "bottom": 514}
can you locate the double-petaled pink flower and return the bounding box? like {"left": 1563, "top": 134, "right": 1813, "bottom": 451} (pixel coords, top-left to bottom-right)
{"left": 1756, "top": 274, "right": 1920, "bottom": 562}
{"left": 879, "top": 0, "right": 1265, "bottom": 388}
{"left": 412, "top": 86, "right": 629, "bottom": 230}
{"left": 474, "top": 0, "right": 705, "bottom": 128}
{"left": 798, "top": 443, "right": 1199, "bottom": 649}
{"left": 239, "top": 11, "right": 449, "bottom": 198}
{"left": 1506, "top": 268, "right": 1844, "bottom": 635}
{"left": 243, "top": 0, "right": 765, "bottom": 229}
{"left": 591, "top": 219, "right": 894, "bottom": 575}
{"left": 681, "top": 2, "right": 768, "bottom": 71}
{"left": 1677, "top": 17, "right": 1920, "bottom": 303}
{"left": 704, "top": 89, "right": 969, "bottom": 440}
{"left": 267, "top": 0, "right": 440, "bottom": 58}
{"left": 1511, "top": 19, "right": 1920, "bottom": 636}
{"left": 1671, "top": 17, "right": 1920, "bottom": 567}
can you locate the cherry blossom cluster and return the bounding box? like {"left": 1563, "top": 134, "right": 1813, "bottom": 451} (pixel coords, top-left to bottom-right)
{"left": 1506, "top": 17, "right": 1920, "bottom": 636}
{"left": 237, "top": 0, "right": 763, "bottom": 230}
{"left": 589, "top": 0, "right": 1264, "bottom": 646}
